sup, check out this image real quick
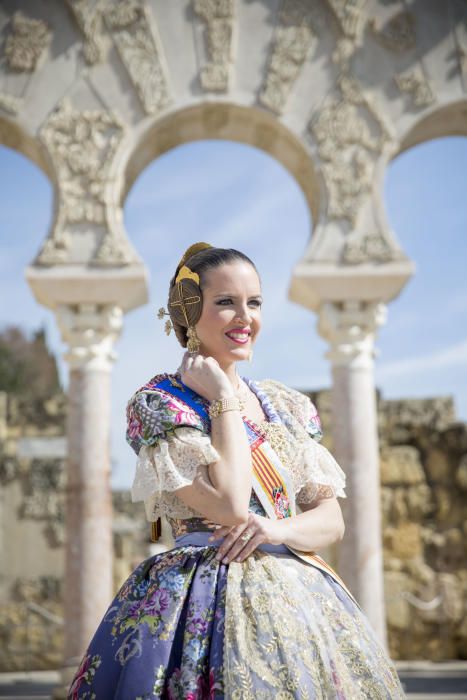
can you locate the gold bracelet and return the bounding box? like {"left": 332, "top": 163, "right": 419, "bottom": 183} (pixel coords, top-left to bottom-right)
{"left": 208, "top": 395, "right": 244, "bottom": 419}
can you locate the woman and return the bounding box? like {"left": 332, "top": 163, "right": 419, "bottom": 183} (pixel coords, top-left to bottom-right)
{"left": 69, "top": 242, "right": 406, "bottom": 699}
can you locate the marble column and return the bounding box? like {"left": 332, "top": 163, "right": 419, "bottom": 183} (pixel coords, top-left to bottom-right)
{"left": 55, "top": 303, "right": 123, "bottom": 689}
{"left": 318, "top": 300, "right": 388, "bottom": 647}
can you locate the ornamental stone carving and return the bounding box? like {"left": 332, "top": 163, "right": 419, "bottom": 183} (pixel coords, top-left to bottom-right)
{"left": 4, "top": 11, "right": 51, "bottom": 72}
{"left": 326, "top": 0, "right": 367, "bottom": 42}
{"left": 56, "top": 303, "right": 123, "bottom": 371}
{"left": 342, "top": 232, "right": 400, "bottom": 264}
{"left": 395, "top": 69, "right": 436, "bottom": 108}
{"left": 193, "top": 0, "right": 235, "bottom": 91}
{"left": 308, "top": 74, "right": 391, "bottom": 226}
{"left": 65, "top": 0, "right": 107, "bottom": 65}
{"left": 36, "top": 99, "right": 130, "bottom": 266}
{"left": 259, "top": 0, "right": 317, "bottom": 114}
{"left": 105, "top": 0, "right": 172, "bottom": 115}
{"left": 369, "top": 10, "right": 416, "bottom": 53}
{"left": 318, "top": 300, "right": 387, "bottom": 367}
{"left": 0, "top": 92, "right": 22, "bottom": 116}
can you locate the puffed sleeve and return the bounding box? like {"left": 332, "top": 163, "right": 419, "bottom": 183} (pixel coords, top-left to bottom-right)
{"left": 294, "top": 393, "right": 347, "bottom": 506}
{"left": 258, "top": 379, "right": 347, "bottom": 507}
{"left": 126, "top": 388, "right": 221, "bottom": 521}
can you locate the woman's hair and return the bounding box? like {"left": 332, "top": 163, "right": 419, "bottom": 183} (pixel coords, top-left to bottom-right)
{"left": 168, "top": 247, "right": 259, "bottom": 348}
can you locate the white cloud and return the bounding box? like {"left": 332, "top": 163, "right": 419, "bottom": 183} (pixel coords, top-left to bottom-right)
{"left": 377, "top": 338, "right": 467, "bottom": 378}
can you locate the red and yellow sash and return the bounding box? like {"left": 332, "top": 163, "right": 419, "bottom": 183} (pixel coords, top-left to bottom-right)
{"left": 244, "top": 419, "right": 361, "bottom": 609}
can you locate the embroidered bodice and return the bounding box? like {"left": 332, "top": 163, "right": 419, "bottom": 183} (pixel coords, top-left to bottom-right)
{"left": 126, "top": 372, "right": 346, "bottom": 536}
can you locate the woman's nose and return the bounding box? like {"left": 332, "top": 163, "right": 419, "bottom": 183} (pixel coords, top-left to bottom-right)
{"left": 235, "top": 304, "right": 252, "bottom": 323}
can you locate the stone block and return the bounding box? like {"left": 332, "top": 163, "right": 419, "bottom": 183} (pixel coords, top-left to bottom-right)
{"left": 425, "top": 448, "right": 452, "bottom": 483}
{"left": 384, "top": 522, "right": 422, "bottom": 559}
{"left": 380, "top": 446, "right": 425, "bottom": 486}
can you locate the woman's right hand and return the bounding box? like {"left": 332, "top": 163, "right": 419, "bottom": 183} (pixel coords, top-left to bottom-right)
{"left": 179, "top": 351, "right": 234, "bottom": 402}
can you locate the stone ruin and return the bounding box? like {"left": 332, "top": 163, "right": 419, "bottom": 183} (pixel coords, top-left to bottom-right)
{"left": 0, "top": 386, "right": 466, "bottom": 670}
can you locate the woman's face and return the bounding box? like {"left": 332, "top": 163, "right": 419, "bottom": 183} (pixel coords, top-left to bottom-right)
{"left": 195, "top": 261, "right": 262, "bottom": 364}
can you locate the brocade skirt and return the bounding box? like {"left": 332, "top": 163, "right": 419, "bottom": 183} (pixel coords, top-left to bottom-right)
{"left": 68, "top": 532, "right": 406, "bottom": 699}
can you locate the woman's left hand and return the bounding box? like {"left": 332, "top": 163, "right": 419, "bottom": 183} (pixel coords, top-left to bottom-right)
{"left": 208, "top": 513, "right": 284, "bottom": 563}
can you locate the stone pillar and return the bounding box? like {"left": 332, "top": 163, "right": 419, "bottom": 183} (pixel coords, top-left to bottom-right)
{"left": 55, "top": 303, "right": 123, "bottom": 688}
{"left": 318, "top": 300, "right": 388, "bottom": 647}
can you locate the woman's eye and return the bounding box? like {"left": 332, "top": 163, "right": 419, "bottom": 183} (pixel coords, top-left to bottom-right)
{"left": 216, "top": 299, "right": 262, "bottom": 307}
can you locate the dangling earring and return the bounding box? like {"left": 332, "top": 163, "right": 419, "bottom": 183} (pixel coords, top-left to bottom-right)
{"left": 187, "top": 325, "right": 201, "bottom": 354}
{"left": 248, "top": 348, "right": 253, "bottom": 363}
{"left": 157, "top": 307, "right": 173, "bottom": 336}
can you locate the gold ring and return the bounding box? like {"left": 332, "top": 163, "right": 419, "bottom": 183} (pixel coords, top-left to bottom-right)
{"left": 240, "top": 529, "right": 253, "bottom": 542}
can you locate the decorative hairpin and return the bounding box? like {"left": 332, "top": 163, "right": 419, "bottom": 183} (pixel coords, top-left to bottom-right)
{"left": 175, "top": 265, "right": 200, "bottom": 285}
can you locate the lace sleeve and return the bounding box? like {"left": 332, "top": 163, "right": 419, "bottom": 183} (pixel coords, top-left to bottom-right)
{"left": 295, "top": 396, "right": 346, "bottom": 506}
{"left": 295, "top": 441, "right": 347, "bottom": 505}
{"left": 131, "top": 426, "right": 221, "bottom": 521}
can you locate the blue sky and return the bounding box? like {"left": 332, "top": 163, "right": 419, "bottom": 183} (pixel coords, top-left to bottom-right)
{"left": 0, "top": 136, "right": 466, "bottom": 489}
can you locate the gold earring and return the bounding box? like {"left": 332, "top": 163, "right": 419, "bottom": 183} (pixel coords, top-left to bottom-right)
{"left": 157, "top": 307, "right": 173, "bottom": 336}
{"left": 186, "top": 325, "right": 201, "bottom": 353}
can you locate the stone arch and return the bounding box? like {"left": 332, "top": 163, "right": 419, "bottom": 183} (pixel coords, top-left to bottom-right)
{"left": 122, "top": 102, "right": 321, "bottom": 226}
{"left": 399, "top": 99, "right": 467, "bottom": 153}
{"left": 0, "top": 1, "right": 465, "bottom": 679}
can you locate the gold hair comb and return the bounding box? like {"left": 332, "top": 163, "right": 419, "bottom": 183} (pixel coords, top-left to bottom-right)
{"left": 175, "top": 265, "right": 200, "bottom": 285}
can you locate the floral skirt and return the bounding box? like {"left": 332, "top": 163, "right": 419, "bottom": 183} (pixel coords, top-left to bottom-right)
{"left": 68, "top": 542, "right": 406, "bottom": 699}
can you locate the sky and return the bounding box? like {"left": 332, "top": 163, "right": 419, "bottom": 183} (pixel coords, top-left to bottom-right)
{"left": 0, "top": 136, "right": 466, "bottom": 490}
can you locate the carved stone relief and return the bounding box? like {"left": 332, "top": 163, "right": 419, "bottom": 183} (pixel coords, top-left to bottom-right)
{"left": 395, "top": 69, "right": 436, "bottom": 108}
{"left": 308, "top": 74, "right": 391, "bottom": 226}
{"left": 193, "top": 0, "right": 235, "bottom": 91}
{"left": 65, "top": 0, "right": 107, "bottom": 65}
{"left": 259, "top": 0, "right": 317, "bottom": 114}
{"left": 342, "top": 232, "right": 400, "bottom": 264}
{"left": 56, "top": 303, "right": 123, "bottom": 370}
{"left": 4, "top": 11, "right": 51, "bottom": 73}
{"left": 318, "top": 299, "right": 388, "bottom": 366}
{"left": 369, "top": 10, "right": 416, "bottom": 53}
{"left": 0, "top": 92, "right": 22, "bottom": 116}
{"left": 326, "top": 0, "right": 368, "bottom": 43}
{"left": 36, "top": 99, "right": 130, "bottom": 266}
{"left": 105, "top": 0, "right": 172, "bottom": 115}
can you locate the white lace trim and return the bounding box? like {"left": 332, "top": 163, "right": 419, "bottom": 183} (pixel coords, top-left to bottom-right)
{"left": 130, "top": 381, "right": 347, "bottom": 520}
{"left": 131, "top": 426, "right": 221, "bottom": 521}
{"left": 296, "top": 439, "right": 346, "bottom": 503}
{"left": 258, "top": 379, "right": 347, "bottom": 505}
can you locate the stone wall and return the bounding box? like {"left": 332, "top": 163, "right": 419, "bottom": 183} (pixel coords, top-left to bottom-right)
{"left": 0, "top": 391, "right": 150, "bottom": 672}
{"left": 311, "top": 389, "right": 467, "bottom": 661}
{"left": 1, "top": 387, "right": 466, "bottom": 670}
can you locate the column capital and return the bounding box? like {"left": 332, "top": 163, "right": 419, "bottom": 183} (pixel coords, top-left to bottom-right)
{"left": 317, "top": 300, "right": 387, "bottom": 368}
{"left": 56, "top": 303, "right": 123, "bottom": 371}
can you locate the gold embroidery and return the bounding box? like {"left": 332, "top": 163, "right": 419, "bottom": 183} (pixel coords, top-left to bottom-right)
{"left": 259, "top": 422, "right": 295, "bottom": 473}
{"left": 224, "top": 553, "right": 406, "bottom": 698}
